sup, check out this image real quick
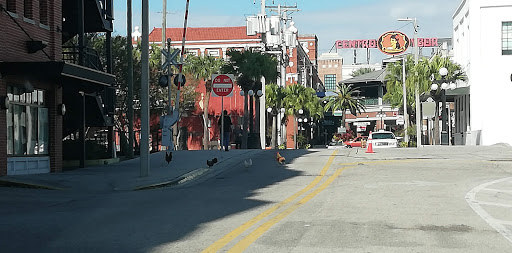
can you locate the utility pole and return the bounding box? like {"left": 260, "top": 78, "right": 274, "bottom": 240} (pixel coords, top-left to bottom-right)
{"left": 413, "top": 18, "right": 421, "bottom": 148}
{"left": 264, "top": 2, "right": 299, "bottom": 147}
{"left": 402, "top": 57, "right": 409, "bottom": 144}
{"left": 127, "top": 0, "right": 134, "bottom": 158}
{"left": 140, "top": 0, "right": 150, "bottom": 177}
{"left": 398, "top": 17, "right": 420, "bottom": 147}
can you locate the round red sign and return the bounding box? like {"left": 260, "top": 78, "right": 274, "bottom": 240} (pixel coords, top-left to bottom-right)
{"left": 212, "top": 74, "right": 234, "bottom": 97}
{"left": 377, "top": 31, "right": 410, "bottom": 55}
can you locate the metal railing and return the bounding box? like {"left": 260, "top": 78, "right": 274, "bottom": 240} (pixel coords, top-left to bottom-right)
{"left": 62, "top": 46, "right": 104, "bottom": 71}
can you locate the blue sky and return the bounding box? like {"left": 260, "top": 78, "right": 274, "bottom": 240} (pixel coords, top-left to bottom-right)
{"left": 113, "top": 0, "right": 462, "bottom": 64}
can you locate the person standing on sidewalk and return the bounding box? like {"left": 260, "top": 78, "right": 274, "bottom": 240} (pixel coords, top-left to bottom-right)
{"left": 218, "top": 110, "right": 232, "bottom": 151}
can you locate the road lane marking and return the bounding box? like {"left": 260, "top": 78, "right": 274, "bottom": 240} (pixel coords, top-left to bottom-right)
{"left": 337, "top": 159, "right": 418, "bottom": 166}
{"left": 495, "top": 219, "right": 512, "bottom": 226}
{"left": 202, "top": 150, "right": 339, "bottom": 253}
{"left": 227, "top": 168, "right": 347, "bottom": 253}
{"left": 482, "top": 188, "right": 512, "bottom": 194}
{"left": 466, "top": 177, "right": 512, "bottom": 244}
{"left": 476, "top": 201, "right": 512, "bottom": 208}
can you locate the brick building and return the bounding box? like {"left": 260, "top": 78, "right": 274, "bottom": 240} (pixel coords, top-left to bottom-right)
{"left": 145, "top": 26, "right": 321, "bottom": 150}
{"left": 317, "top": 53, "right": 343, "bottom": 92}
{"left": 0, "top": 0, "right": 115, "bottom": 175}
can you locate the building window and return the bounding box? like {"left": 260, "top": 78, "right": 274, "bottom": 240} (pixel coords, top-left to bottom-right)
{"left": 503, "top": 22, "right": 512, "bottom": 55}
{"left": 324, "top": 74, "right": 336, "bottom": 91}
{"left": 186, "top": 50, "right": 198, "bottom": 56}
{"left": 39, "top": 0, "right": 48, "bottom": 25}
{"left": 207, "top": 49, "right": 220, "bottom": 57}
{"left": 24, "top": 0, "right": 33, "bottom": 19}
{"left": 6, "top": 0, "right": 16, "bottom": 12}
{"left": 6, "top": 86, "right": 49, "bottom": 156}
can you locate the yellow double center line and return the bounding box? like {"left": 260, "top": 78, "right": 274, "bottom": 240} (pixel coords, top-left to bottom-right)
{"left": 202, "top": 150, "right": 345, "bottom": 253}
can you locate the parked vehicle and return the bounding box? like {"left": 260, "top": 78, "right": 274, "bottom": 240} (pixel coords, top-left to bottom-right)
{"left": 343, "top": 136, "right": 368, "bottom": 148}
{"left": 327, "top": 141, "right": 345, "bottom": 149}
{"left": 369, "top": 130, "right": 398, "bottom": 148}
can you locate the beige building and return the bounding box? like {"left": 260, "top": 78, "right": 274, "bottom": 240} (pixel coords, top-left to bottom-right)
{"left": 317, "top": 53, "right": 343, "bottom": 91}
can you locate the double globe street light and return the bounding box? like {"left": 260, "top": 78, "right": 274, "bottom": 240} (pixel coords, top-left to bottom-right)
{"left": 430, "top": 67, "right": 456, "bottom": 145}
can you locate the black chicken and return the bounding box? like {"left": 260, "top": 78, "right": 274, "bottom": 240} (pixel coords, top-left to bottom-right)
{"left": 165, "top": 152, "right": 172, "bottom": 164}
{"left": 207, "top": 158, "right": 218, "bottom": 168}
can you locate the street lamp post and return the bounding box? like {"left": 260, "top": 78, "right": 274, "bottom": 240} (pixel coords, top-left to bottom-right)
{"left": 377, "top": 106, "right": 385, "bottom": 130}
{"left": 430, "top": 67, "right": 455, "bottom": 145}
{"left": 296, "top": 109, "right": 304, "bottom": 149}
{"left": 398, "top": 17, "right": 421, "bottom": 147}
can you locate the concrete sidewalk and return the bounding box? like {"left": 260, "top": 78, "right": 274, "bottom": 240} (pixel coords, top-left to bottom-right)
{"left": 0, "top": 149, "right": 265, "bottom": 192}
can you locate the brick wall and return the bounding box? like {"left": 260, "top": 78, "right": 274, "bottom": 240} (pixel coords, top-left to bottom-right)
{"left": 0, "top": 78, "right": 6, "bottom": 176}
{"left": 0, "top": 0, "right": 61, "bottom": 62}
{"left": 48, "top": 85, "right": 62, "bottom": 172}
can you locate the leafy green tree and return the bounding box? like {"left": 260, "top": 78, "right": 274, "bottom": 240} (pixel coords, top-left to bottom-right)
{"left": 85, "top": 34, "right": 199, "bottom": 152}
{"left": 282, "top": 84, "right": 324, "bottom": 149}
{"left": 384, "top": 54, "right": 465, "bottom": 144}
{"left": 351, "top": 67, "right": 375, "bottom": 77}
{"left": 222, "top": 50, "right": 277, "bottom": 148}
{"left": 183, "top": 55, "right": 225, "bottom": 150}
{"left": 323, "top": 83, "right": 366, "bottom": 129}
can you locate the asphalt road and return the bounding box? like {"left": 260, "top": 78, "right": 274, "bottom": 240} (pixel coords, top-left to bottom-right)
{"left": 1, "top": 146, "right": 512, "bottom": 253}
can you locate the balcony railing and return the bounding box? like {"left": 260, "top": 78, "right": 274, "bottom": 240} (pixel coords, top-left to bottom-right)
{"left": 360, "top": 98, "right": 391, "bottom": 106}
{"left": 62, "top": 46, "right": 104, "bottom": 71}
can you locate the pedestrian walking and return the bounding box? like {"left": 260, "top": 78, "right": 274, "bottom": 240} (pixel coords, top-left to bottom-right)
{"left": 218, "top": 110, "right": 232, "bottom": 151}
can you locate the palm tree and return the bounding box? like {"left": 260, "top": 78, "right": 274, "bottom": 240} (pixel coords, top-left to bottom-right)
{"left": 324, "top": 83, "right": 366, "bottom": 130}
{"left": 265, "top": 83, "right": 285, "bottom": 148}
{"left": 183, "top": 55, "right": 225, "bottom": 150}
{"left": 352, "top": 67, "right": 375, "bottom": 77}
{"left": 223, "top": 50, "right": 277, "bottom": 149}
{"left": 283, "top": 84, "right": 323, "bottom": 149}
{"left": 384, "top": 54, "right": 465, "bottom": 145}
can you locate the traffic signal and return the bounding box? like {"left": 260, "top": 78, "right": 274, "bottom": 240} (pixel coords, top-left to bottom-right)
{"left": 158, "top": 75, "right": 169, "bottom": 88}
{"left": 174, "top": 74, "right": 186, "bottom": 87}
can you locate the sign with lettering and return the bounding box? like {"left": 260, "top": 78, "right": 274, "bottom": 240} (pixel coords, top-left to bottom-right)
{"left": 212, "top": 74, "right": 234, "bottom": 97}
{"left": 336, "top": 37, "right": 439, "bottom": 49}
{"left": 377, "top": 31, "right": 410, "bottom": 55}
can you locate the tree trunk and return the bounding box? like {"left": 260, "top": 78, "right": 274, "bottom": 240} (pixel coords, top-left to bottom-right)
{"left": 242, "top": 93, "right": 248, "bottom": 149}
{"left": 341, "top": 111, "right": 346, "bottom": 131}
{"left": 272, "top": 114, "right": 277, "bottom": 148}
{"left": 202, "top": 91, "right": 211, "bottom": 150}
{"left": 434, "top": 99, "right": 440, "bottom": 145}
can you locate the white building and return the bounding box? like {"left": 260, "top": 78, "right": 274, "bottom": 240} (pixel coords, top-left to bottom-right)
{"left": 451, "top": 0, "right": 512, "bottom": 146}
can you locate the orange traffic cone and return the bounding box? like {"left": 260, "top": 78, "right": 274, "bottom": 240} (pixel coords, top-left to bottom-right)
{"left": 366, "top": 131, "right": 374, "bottom": 153}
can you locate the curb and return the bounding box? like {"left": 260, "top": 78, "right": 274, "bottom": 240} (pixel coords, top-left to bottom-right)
{"left": 133, "top": 168, "right": 210, "bottom": 191}
{"left": 0, "top": 179, "right": 62, "bottom": 190}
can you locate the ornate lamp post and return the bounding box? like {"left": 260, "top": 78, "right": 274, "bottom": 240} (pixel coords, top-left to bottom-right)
{"left": 430, "top": 67, "right": 456, "bottom": 145}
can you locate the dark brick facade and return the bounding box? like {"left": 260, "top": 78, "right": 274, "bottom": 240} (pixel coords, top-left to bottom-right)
{"left": 0, "top": 0, "right": 63, "bottom": 174}
{"left": 0, "top": 79, "right": 6, "bottom": 176}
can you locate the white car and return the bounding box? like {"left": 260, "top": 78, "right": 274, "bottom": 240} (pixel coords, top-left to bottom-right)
{"left": 369, "top": 130, "right": 398, "bottom": 148}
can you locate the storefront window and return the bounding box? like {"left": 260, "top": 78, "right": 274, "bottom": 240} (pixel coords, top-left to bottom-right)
{"left": 27, "top": 107, "right": 38, "bottom": 155}
{"left": 13, "top": 104, "right": 27, "bottom": 155}
{"left": 38, "top": 108, "right": 49, "bottom": 154}
{"left": 7, "top": 104, "right": 13, "bottom": 155}
{"left": 503, "top": 22, "right": 512, "bottom": 55}
{"left": 6, "top": 86, "right": 48, "bottom": 156}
